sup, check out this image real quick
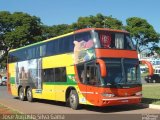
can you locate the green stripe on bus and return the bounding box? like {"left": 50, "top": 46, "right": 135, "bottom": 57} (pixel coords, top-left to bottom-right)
{"left": 10, "top": 77, "right": 15, "bottom": 84}
{"left": 43, "top": 82, "right": 77, "bottom": 85}
{"left": 67, "top": 74, "right": 77, "bottom": 84}
{"left": 9, "top": 74, "right": 77, "bottom": 85}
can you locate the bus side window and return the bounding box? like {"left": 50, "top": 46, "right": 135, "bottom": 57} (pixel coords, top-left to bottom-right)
{"left": 59, "top": 35, "right": 74, "bottom": 53}
{"left": 76, "top": 63, "right": 85, "bottom": 83}
{"left": 10, "top": 52, "right": 19, "bottom": 62}
{"left": 68, "top": 35, "right": 75, "bottom": 51}
{"left": 46, "top": 40, "right": 59, "bottom": 56}
{"left": 43, "top": 68, "right": 54, "bottom": 82}
{"left": 53, "top": 40, "right": 59, "bottom": 55}
{"left": 27, "top": 47, "right": 36, "bottom": 59}
{"left": 55, "top": 67, "right": 67, "bottom": 82}
{"left": 46, "top": 41, "right": 54, "bottom": 56}
{"left": 75, "top": 32, "right": 92, "bottom": 42}
{"left": 35, "top": 46, "right": 40, "bottom": 58}
{"left": 40, "top": 44, "right": 46, "bottom": 57}
{"left": 19, "top": 49, "right": 27, "bottom": 61}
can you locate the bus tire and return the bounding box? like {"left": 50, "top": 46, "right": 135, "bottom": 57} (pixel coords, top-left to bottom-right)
{"left": 66, "top": 97, "right": 70, "bottom": 107}
{"left": 69, "top": 90, "right": 79, "bottom": 110}
{"left": 2, "top": 81, "right": 6, "bottom": 86}
{"left": 26, "top": 87, "right": 34, "bottom": 102}
{"left": 19, "top": 87, "right": 25, "bottom": 101}
{"left": 152, "top": 80, "right": 156, "bottom": 83}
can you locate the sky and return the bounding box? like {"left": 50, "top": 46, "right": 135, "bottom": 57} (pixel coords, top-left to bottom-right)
{"left": 0, "top": 0, "right": 160, "bottom": 33}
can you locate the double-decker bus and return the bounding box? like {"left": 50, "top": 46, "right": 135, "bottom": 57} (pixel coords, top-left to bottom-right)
{"left": 7, "top": 28, "right": 153, "bottom": 109}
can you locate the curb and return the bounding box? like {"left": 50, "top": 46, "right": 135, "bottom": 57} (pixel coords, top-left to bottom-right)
{"left": 140, "top": 103, "right": 160, "bottom": 110}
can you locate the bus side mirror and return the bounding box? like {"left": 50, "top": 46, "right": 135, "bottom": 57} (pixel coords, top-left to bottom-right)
{"left": 96, "top": 59, "right": 107, "bottom": 77}
{"left": 140, "top": 60, "right": 154, "bottom": 76}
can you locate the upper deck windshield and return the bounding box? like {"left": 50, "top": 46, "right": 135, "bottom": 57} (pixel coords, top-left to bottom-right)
{"left": 102, "top": 58, "right": 141, "bottom": 87}
{"left": 95, "top": 30, "right": 135, "bottom": 50}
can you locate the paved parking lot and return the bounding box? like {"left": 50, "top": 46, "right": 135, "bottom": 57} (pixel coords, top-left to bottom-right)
{"left": 0, "top": 86, "right": 159, "bottom": 116}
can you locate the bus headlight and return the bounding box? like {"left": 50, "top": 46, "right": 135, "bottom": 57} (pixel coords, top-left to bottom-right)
{"left": 102, "top": 93, "right": 115, "bottom": 97}
{"left": 135, "top": 91, "right": 142, "bottom": 96}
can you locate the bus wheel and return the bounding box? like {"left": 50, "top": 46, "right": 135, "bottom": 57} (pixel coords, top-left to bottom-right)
{"left": 27, "top": 87, "right": 34, "bottom": 102}
{"left": 2, "top": 81, "right": 6, "bottom": 86}
{"left": 69, "top": 90, "right": 79, "bottom": 110}
{"left": 19, "top": 87, "right": 25, "bottom": 101}
{"left": 153, "top": 80, "right": 156, "bottom": 83}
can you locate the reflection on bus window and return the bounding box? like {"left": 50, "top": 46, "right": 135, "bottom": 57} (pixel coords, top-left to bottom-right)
{"left": 40, "top": 44, "right": 46, "bottom": 57}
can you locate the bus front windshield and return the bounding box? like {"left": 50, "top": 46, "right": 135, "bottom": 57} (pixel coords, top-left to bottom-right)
{"left": 102, "top": 59, "right": 141, "bottom": 87}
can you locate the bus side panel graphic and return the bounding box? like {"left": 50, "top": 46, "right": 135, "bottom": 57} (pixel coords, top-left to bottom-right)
{"left": 15, "top": 58, "right": 42, "bottom": 89}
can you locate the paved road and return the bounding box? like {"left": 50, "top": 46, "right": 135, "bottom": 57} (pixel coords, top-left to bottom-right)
{"left": 0, "top": 86, "right": 159, "bottom": 120}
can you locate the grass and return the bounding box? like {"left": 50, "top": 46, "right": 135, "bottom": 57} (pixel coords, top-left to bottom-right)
{"left": 142, "top": 83, "right": 160, "bottom": 105}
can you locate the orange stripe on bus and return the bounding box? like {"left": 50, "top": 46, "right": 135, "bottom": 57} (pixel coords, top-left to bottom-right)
{"left": 95, "top": 49, "right": 138, "bottom": 59}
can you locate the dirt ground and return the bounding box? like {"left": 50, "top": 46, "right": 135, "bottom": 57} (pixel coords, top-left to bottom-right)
{"left": 0, "top": 104, "right": 18, "bottom": 114}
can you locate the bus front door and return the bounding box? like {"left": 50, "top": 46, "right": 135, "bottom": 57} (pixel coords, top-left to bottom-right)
{"left": 86, "top": 64, "right": 100, "bottom": 106}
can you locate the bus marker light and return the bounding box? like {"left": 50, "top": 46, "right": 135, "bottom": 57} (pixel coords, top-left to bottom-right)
{"left": 120, "top": 100, "right": 129, "bottom": 103}
{"left": 102, "top": 93, "right": 115, "bottom": 97}
{"left": 135, "top": 91, "right": 142, "bottom": 96}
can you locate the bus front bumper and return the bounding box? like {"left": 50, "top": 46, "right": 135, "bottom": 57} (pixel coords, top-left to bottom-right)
{"left": 99, "top": 96, "right": 142, "bottom": 106}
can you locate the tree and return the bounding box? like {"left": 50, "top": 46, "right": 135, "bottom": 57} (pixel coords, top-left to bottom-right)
{"left": 71, "top": 13, "right": 123, "bottom": 30}
{"left": 41, "top": 14, "right": 123, "bottom": 40}
{"left": 41, "top": 24, "right": 73, "bottom": 39}
{"left": 125, "top": 17, "right": 159, "bottom": 53}
{"left": 155, "top": 47, "right": 160, "bottom": 56}
{"left": 154, "top": 33, "right": 160, "bottom": 56}
{"left": 0, "top": 11, "right": 42, "bottom": 67}
{"left": 153, "top": 33, "right": 160, "bottom": 57}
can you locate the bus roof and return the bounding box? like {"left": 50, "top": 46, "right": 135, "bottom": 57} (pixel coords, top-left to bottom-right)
{"left": 9, "top": 28, "right": 129, "bottom": 52}
{"left": 75, "top": 28, "right": 129, "bottom": 34}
